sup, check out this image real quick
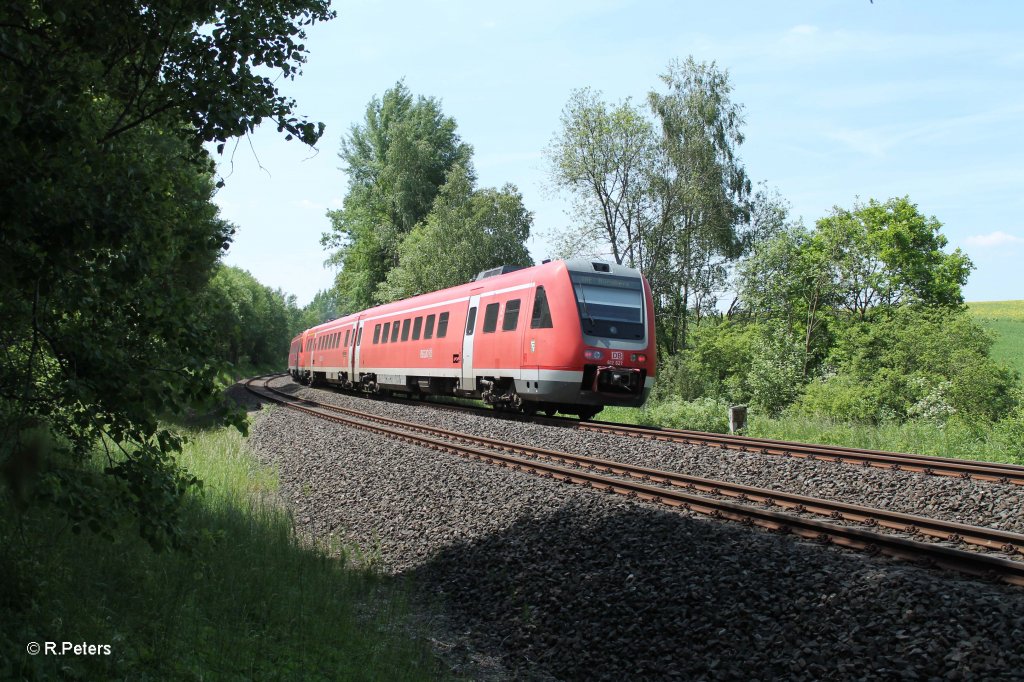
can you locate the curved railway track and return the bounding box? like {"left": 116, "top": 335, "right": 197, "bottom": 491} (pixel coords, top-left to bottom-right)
{"left": 372, "top": 386, "right": 1024, "bottom": 486}
{"left": 249, "top": 374, "right": 1024, "bottom": 586}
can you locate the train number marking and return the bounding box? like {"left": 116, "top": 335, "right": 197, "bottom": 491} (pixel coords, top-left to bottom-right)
{"left": 420, "top": 349, "right": 432, "bottom": 359}
{"left": 610, "top": 351, "right": 624, "bottom": 365}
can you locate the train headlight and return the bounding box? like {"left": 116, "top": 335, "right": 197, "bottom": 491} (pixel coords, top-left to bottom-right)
{"left": 583, "top": 349, "right": 604, "bottom": 361}
{"left": 631, "top": 353, "right": 647, "bottom": 363}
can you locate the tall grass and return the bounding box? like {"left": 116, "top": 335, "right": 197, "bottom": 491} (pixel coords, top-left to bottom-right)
{"left": 601, "top": 403, "right": 1021, "bottom": 464}
{"left": 746, "top": 413, "right": 1023, "bottom": 464}
{"left": 1, "top": 418, "right": 444, "bottom": 680}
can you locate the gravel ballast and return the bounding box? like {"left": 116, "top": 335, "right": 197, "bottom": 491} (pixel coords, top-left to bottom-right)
{"left": 247, "top": 379, "right": 1024, "bottom": 680}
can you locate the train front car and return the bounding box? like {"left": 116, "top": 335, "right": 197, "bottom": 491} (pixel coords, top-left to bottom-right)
{"left": 525, "top": 259, "right": 655, "bottom": 420}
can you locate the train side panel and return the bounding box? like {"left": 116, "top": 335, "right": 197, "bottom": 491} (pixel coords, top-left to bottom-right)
{"left": 286, "top": 259, "right": 656, "bottom": 416}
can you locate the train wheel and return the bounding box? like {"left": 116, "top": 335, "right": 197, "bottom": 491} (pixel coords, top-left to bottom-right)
{"left": 577, "top": 408, "right": 599, "bottom": 421}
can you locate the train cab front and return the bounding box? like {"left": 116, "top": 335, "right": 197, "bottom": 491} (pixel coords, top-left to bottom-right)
{"left": 573, "top": 262, "right": 655, "bottom": 407}
{"left": 524, "top": 260, "right": 656, "bottom": 418}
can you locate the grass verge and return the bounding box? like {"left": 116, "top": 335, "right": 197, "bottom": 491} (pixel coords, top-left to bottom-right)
{"left": 1, "top": 415, "right": 444, "bottom": 680}
{"left": 600, "top": 403, "right": 1022, "bottom": 464}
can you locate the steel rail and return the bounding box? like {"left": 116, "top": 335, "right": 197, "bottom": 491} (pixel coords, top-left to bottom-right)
{"left": 321, "top": 379, "right": 1024, "bottom": 486}
{"left": 574, "top": 420, "right": 1024, "bottom": 485}
{"left": 249, "top": 376, "right": 1024, "bottom": 586}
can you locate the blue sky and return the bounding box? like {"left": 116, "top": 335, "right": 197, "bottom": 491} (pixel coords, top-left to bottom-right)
{"left": 210, "top": 0, "right": 1024, "bottom": 306}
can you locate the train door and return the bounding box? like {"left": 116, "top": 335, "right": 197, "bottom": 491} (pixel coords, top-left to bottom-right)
{"left": 520, "top": 286, "right": 540, "bottom": 386}
{"left": 461, "top": 294, "right": 480, "bottom": 391}
{"left": 353, "top": 318, "right": 364, "bottom": 380}
{"left": 304, "top": 331, "right": 315, "bottom": 377}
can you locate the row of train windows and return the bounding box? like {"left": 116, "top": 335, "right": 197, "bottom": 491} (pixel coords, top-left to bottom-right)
{"left": 309, "top": 328, "right": 352, "bottom": 352}
{"left": 303, "top": 286, "right": 554, "bottom": 352}
{"left": 372, "top": 312, "right": 450, "bottom": 345}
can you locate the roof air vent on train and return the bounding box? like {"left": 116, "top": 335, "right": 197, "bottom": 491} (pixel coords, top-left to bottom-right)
{"left": 473, "top": 265, "right": 528, "bottom": 281}
{"left": 592, "top": 262, "right": 611, "bottom": 272}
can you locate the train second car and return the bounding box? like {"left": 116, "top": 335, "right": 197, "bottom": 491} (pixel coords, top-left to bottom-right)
{"left": 287, "top": 259, "right": 656, "bottom": 420}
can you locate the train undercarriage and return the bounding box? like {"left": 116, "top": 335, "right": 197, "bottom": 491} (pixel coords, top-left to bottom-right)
{"left": 291, "top": 367, "right": 647, "bottom": 421}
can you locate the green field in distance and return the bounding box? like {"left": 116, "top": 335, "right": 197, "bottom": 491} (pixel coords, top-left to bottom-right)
{"left": 968, "top": 300, "right": 1024, "bottom": 375}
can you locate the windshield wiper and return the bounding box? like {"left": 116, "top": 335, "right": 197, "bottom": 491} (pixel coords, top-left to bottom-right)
{"left": 577, "top": 285, "right": 596, "bottom": 331}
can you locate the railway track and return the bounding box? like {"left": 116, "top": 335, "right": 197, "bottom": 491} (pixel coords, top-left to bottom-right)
{"left": 372, "top": 386, "right": 1024, "bottom": 486}
{"left": 249, "top": 374, "right": 1024, "bottom": 586}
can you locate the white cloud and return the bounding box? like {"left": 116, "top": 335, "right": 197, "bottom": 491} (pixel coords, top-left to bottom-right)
{"left": 789, "top": 24, "right": 818, "bottom": 36}
{"left": 964, "top": 231, "right": 1024, "bottom": 247}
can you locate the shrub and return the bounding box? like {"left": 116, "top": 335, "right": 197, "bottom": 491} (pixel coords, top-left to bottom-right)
{"left": 790, "top": 375, "right": 879, "bottom": 423}
{"left": 746, "top": 325, "right": 805, "bottom": 416}
{"left": 641, "top": 397, "right": 732, "bottom": 433}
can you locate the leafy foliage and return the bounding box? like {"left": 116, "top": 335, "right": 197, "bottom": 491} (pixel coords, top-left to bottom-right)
{"left": 324, "top": 81, "right": 473, "bottom": 310}
{"left": 203, "top": 265, "right": 302, "bottom": 368}
{"left": 813, "top": 197, "right": 973, "bottom": 317}
{"left": 375, "top": 166, "right": 534, "bottom": 302}
{"left": 547, "top": 58, "right": 753, "bottom": 353}
{"left": 795, "top": 306, "right": 1019, "bottom": 423}
{"left": 640, "top": 396, "right": 731, "bottom": 433}
{"left": 545, "top": 88, "right": 655, "bottom": 267}
{"left": 0, "top": 0, "right": 333, "bottom": 547}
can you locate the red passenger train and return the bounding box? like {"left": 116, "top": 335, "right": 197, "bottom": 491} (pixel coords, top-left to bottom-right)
{"left": 287, "top": 259, "right": 655, "bottom": 419}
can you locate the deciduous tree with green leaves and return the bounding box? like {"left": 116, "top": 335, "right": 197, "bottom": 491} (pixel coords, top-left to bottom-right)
{"left": 546, "top": 58, "right": 753, "bottom": 354}
{"left": 649, "top": 57, "right": 752, "bottom": 352}
{"left": 815, "top": 197, "right": 973, "bottom": 318}
{"left": 0, "top": 0, "right": 334, "bottom": 548}
{"left": 324, "top": 82, "right": 473, "bottom": 310}
{"left": 375, "top": 166, "right": 533, "bottom": 302}
{"left": 545, "top": 88, "right": 656, "bottom": 269}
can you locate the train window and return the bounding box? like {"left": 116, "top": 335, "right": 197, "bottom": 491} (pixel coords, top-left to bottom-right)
{"left": 482, "top": 302, "right": 499, "bottom": 333}
{"left": 412, "top": 316, "right": 422, "bottom": 340}
{"left": 401, "top": 318, "right": 410, "bottom": 341}
{"left": 390, "top": 321, "right": 400, "bottom": 343}
{"left": 424, "top": 314, "right": 435, "bottom": 339}
{"left": 438, "top": 312, "right": 449, "bottom": 338}
{"left": 531, "top": 286, "right": 553, "bottom": 329}
{"left": 333, "top": 333, "right": 339, "bottom": 348}
{"left": 373, "top": 324, "right": 381, "bottom": 344}
{"left": 356, "top": 327, "right": 362, "bottom": 346}
{"left": 464, "top": 308, "right": 476, "bottom": 336}
{"left": 345, "top": 329, "right": 351, "bottom": 346}
{"left": 381, "top": 322, "right": 390, "bottom": 343}
{"left": 502, "top": 299, "right": 521, "bottom": 331}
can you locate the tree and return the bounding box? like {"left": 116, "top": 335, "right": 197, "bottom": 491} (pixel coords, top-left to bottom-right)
{"left": 204, "top": 266, "right": 299, "bottom": 368}
{"left": 738, "top": 223, "right": 841, "bottom": 379}
{"left": 375, "top": 166, "right": 533, "bottom": 302}
{"left": 814, "top": 197, "right": 973, "bottom": 319}
{"left": 648, "top": 57, "right": 752, "bottom": 352}
{"left": 0, "top": 0, "right": 334, "bottom": 548}
{"left": 324, "top": 82, "right": 473, "bottom": 310}
{"left": 545, "top": 89, "right": 656, "bottom": 268}
{"left": 298, "top": 288, "right": 345, "bottom": 330}
{"left": 795, "top": 306, "right": 1017, "bottom": 423}
{"left": 546, "top": 58, "right": 753, "bottom": 354}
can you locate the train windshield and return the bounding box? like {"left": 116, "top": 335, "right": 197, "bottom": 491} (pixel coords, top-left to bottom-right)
{"left": 569, "top": 273, "right": 645, "bottom": 340}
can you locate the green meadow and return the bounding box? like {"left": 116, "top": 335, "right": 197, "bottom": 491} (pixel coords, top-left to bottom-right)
{"left": 969, "top": 300, "right": 1024, "bottom": 376}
